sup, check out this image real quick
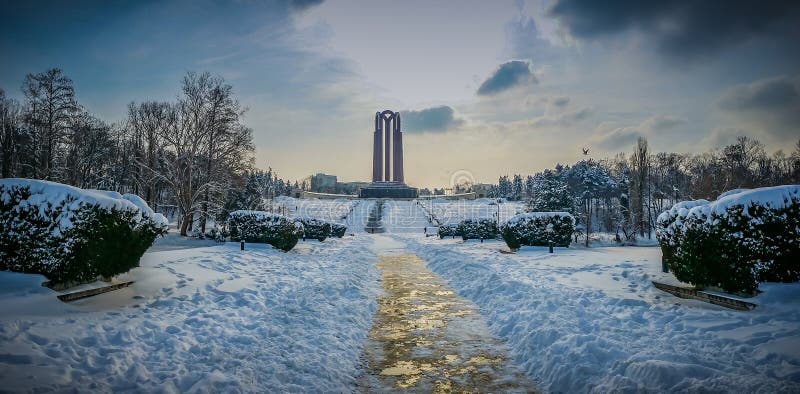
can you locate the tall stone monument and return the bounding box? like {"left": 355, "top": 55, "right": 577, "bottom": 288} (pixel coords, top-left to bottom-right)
{"left": 360, "top": 110, "right": 419, "bottom": 198}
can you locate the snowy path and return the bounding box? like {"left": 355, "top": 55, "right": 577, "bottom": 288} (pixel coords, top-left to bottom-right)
{"left": 360, "top": 253, "right": 537, "bottom": 392}
{"left": 360, "top": 203, "right": 536, "bottom": 392}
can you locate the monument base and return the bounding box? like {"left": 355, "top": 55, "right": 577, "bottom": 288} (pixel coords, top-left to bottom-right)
{"left": 359, "top": 182, "right": 419, "bottom": 199}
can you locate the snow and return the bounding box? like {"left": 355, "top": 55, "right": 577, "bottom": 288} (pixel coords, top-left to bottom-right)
{"left": 0, "top": 178, "right": 169, "bottom": 230}
{"left": 419, "top": 199, "right": 525, "bottom": 225}
{"left": 275, "top": 196, "right": 356, "bottom": 223}
{"left": 387, "top": 201, "right": 800, "bottom": 393}
{"left": 506, "top": 211, "right": 574, "bottom": 224}
{"left": 0, "top": 235, "right": 380, "bottom": 391}
{"left": 1, "top": 197, "right": 798, "bottom": 391}
{"left": 657, "top": 185, "right": 800, "bottom": 239}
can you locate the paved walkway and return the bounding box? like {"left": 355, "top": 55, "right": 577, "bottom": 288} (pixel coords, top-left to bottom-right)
{"left": 360, "top": 253, "right": 537, "bottom": 393}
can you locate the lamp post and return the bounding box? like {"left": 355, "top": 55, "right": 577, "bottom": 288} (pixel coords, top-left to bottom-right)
{"left": 547, "top": 223, "right": 554, "bottom": 253}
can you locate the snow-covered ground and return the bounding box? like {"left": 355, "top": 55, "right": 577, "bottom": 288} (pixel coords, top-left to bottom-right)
{"left": 387, "top": 201, "right": 800, "bottom": 392}
{"left": 420, "top": 198, "right": 526, "bottom": 225}
{"left": 0, "top": 206, "right": 379, "bottom": 391}
{"left": 276, "top": 196, "right": 358, "bottom": 224}
{"left": 2, "top": 198, "right": 798, "bottom": 392}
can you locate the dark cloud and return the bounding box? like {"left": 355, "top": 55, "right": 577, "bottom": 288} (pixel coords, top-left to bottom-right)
{"left": 717, "top": 76, "right": 800, "bottom": 140}
{"left": 288, "top": 0, "right": 325, "bottom": 12}
{"left": 552, "top": 96, "right": 570, "bottom": 107}
{"left": 477, "top": 61, "right": 536, "bottom": 96}
{"left": 549, "top": 0, "right": 800, "bottom": 60}
{"left": 719, "top": 76, "right": 800, "bottom": 111}
{"left": 530, "top": 107, "right": 592, "bottom": 128}
{"left": 595, "top": 126, "right": 643, "bottom": 150}
{"left": 401, "top": 106, "right": 464, "bottom": 133}
{"left": 642, "top": 114, "right": 687, "bottom": 131}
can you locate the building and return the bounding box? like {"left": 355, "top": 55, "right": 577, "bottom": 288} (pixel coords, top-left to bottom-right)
{"left": 472, "top": 183, "right": 494, "bottom": 198}
{"left": 300, "top": 173, "right": 337, "bottom": 193}
{"left": 336, "top": 181, "right": 371, "bottom": 195}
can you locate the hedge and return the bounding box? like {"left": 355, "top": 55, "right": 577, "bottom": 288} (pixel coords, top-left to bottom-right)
{"left": 656, "top": 186, "right": 800, "bottom": 294}
{"left": 457, "top": 218, "right": 498, "bottom": 241}
{"left": 438, "top": 223, "right": 459, "bottom": 239}
{"left": 0, "top": 179, "right": 168, "bottom": 284}
{"left": 296, "top": 217, "right": 332, "bottom": 241}
{"left": 331, "top": 223, "right": 347, "bottom": 238}
{"left": 500, "top": 212, "right": 574, "bottom": 250}
{"left": 228, "top": 210, "right": 303, "bottom": 251}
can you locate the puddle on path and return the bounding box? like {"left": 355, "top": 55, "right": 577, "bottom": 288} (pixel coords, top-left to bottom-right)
{"left": 361, "top": 254, "right": 537, "bottom": 393}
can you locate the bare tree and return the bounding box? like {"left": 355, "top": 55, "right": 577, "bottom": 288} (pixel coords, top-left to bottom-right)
{"left": 22, "top": 68, "right": 78, "bottom": 180}
{"left": 0, "top": 90, "right": 25, "bottom": 178}
{"left": 630, "top": 137, "right": 649, "bottom": 237}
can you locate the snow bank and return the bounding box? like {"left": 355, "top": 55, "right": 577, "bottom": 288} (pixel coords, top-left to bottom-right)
{"left": 506, "top": 211, "right": 574, "bottom": 224}
{"left": 401, "top": 235, "right": 800, "bottom": 393}
{"left": 0, "top": 236, "right": 380, "bottom": 392}
{"left": 658, "top": 185, "right": 800, "bottom": 230}
{"left": 0, "top": 178, "right": 168, "bottom": 230}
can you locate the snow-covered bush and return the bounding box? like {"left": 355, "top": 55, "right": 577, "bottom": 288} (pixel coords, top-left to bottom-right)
{"left": 456, "top": 218, "right": 498, "bottom": 240}
{"left": 296, "top": 217, "right": 332, "bottom": 241}
{"left": 228, "top": 210, "right": 303, "bottom": 251}
{"left": 330, "top": 223, "right": 347, "bottom": 238}
{"left": 0, "top": 179, "right": 168, "bottom": 284}
{"left": 438, "top": 223, "right": 460, "bottom": 239}
{"left": 500, "top": 212, "right": 574, "bottom": 249}
{"left": 657, "top": 186, "right": 800, "bottom": 294}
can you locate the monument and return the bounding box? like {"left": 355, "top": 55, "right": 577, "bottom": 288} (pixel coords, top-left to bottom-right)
{"left": 359, "top": 110, "right": 419, "bottom": 199}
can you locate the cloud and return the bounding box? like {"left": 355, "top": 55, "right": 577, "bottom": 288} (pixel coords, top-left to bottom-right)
{"left": 529, "top": 106, "right": 592, "bottom": 128}
{"left": 641, "top": 114, "right": 687, "bottom": 131}
{"left": 401, "top": 106, "right": 464, "bottom": 133}
{"left": 288, "top": 0, "right": 325, "bottom": 12}
{"left": 718, "top": 76, "right": 800, "bottom": 111}
{"left": 477, "top": 60, "right": 536, "bottom": 96}
{"left": 593, "top": 114, "right": 687, "bottom": 150}
{"left": 551, "top": 96, "right": 570, "bottom": 108}
{"left": 549, "top": 0, "right": 800, "bottom": 60}
{"left": 595, "top": 126, "right": 644, "bottom": 150}
{"left": 717, "top": 75, "right": 800, "bottom": 140}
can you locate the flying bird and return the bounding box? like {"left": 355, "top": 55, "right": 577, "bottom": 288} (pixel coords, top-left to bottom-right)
{"left": 582, "top": 147, "right": 590, "bottom": 155}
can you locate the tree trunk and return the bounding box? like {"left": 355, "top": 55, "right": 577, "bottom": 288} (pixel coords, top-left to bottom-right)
{"left": 179, "top": 212, "right": 192, "bottom": 236}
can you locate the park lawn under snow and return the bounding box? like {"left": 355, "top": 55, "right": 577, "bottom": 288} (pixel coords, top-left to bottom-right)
{"left": 398, "top": 233, "right": 800, "bottom": 392}
{"left": 0, "top": 235, "right": 380, "bottom": 392}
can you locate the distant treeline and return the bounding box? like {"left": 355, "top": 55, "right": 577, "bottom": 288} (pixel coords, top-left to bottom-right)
{"left": 488, "top": 136, "right": 800, "bottom": 245}
{"left": 0, "top": 68, "right": 294, "bottom": 236}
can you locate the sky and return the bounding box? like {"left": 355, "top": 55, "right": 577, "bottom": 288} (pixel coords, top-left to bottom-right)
{"left": 1, "top": 0, "right": 799, "bottom": 188}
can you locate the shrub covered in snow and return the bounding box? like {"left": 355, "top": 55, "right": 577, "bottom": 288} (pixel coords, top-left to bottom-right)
{"left": 228, "top": 210, "right": 303, "bottom": 251}
{"left": 296, "top": 217, "right": 332, "bottom": 241}
{"left": 438, "top": 223, "right": 460, "bottom": 239}
{"left": 331, "top": 223, "right": 347, "bottom": 238}
{"left": 657, "top": 185, "right": 800, "bottom": 294}
{"left": 500, "top": 212, "right": 574, "bottom": 249}
{"left": 0, "top": 179, "right": 168, "bottom": 284}
{"left": 456, "top": 218, "right": 498, "bottom": 240}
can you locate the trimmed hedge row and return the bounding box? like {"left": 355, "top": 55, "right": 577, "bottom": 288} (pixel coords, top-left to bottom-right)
{"left": 438, "top": 223, "right": 459, "bottom": 239}
{"left": 229, "top": 211, "right": 348, "bottom": 250}
{"left": 0, "top": 180, "right": 168, "bottom": 284}
{"left": 500, "top": 212, "right": 574, "bottom": 249}
{"left": 229, "top": 211, "right": 303, "bottom": 252}
{"left": 656, "top": 186, "right": 800, "bottom": 294}
{"left": 297, "top": 217, "right": 332, "bottom": 241}
{"left": 331, "top": 223, "right": 347, "bottom": 238}
{"left": 457, "top": 218, "right": 498, "bottom": 241}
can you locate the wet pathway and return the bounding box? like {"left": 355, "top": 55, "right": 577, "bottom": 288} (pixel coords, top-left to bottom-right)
{"left": 360, "top": 253, "right": 537, "bottom": 393}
